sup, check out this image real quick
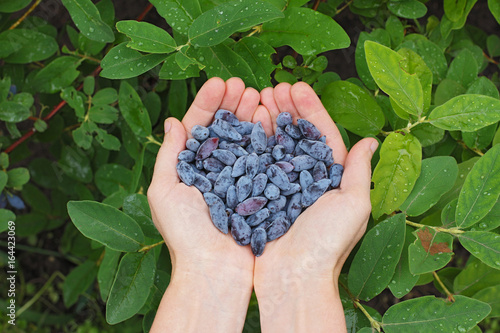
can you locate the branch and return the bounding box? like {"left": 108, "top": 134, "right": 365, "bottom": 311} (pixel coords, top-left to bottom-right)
{"left": 9, "top": 0, "right": 43, "bottom": 30}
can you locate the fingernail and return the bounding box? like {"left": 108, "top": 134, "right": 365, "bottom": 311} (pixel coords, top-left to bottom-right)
{"left": 370, "top": 140, "right": 379, "bottom": 154}
{"left": 164, "top": 119, "right": 172, "bottom": 133}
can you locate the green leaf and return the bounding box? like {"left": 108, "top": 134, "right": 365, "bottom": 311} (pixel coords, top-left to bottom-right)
{"left": 233, "top": 37, "right": 277, "bottom": 90}
{"left": 447, "top": 49, "right": 478, "bottom": 88}
{"left": 0, "top": 171, "right": 7, "bottom": 194}
{"left": 63, "top": 260, "right": 98, "bottom": 307}
{"left": 95, "top": 164, "right": 133, "bottom": 197}
{"left": 61, "top": 0, "right": 115, "bottom": 43}
{"left": 194, "top": 44, "right": 258, "bottom": 88}
{"left": 473, "top": 285, "right": 500, "bottom": 318}
{"left": 434, "top": 78, "right": 466, "bottom": 106}
{"left": 431, "top": 157, "right": 479, "bottom": 214}
{"left": 72, "top": 122, "right": 95, "bottom": 150}
{"left": 116, "top": 20, "right": 177, "bottom": 54}
{"left": 0, "top": 152, "right": 9, "bottom": 169}
{"left": 100, "top": 43, "right": 168, "bottom": 79}
{"left": 189, "top": 0, "right": 283, "bottom": 47}
{"left": 397, "top": 48, "right": 432, "bottom": 114}
{"left": 175, "top": 46, "right": 203, "bottom": 70}
{"left": 106, "top": 251, "right": 156, "bottom": 324}
{"left": 12, "top": 92, "right": 34, "bottom": 110}
{"left": 274, "top": 68, "right": 298, "bottom": 84}
{"left": 322, "top": 80, "right": 385, "bottom": 137}
{"left": 98, "top": 248, "right": 121, "bottom": 302}
{"left": 118, "top": 81, "right": 152, "bottom": 138}
{"left": 345, "top": 305, "right": 381, "bottom": 332}
{"left": 454, "top": 257, "right": 500, "bottom": 296}
{"left": 401, "top": 156, "right": 458, "bottom": 216}
{"left": 398, "top": 36, "right": 448, "bottom": 84}
{"left": 408, "top": 227, "right": 454, "bottom": 275}
{"left": 429, "top": 94, "right": 500, "bottom": 132}
{"left": 83, "top": 76, "right": 95, "bottom": 96}
{"left": 386, "top": 15, "right": 404, "bottom": 48}
{"left": 0, "top": 101, "right": 30, "bottom": 122}
{"left": 95, "top": 128, "right": 121, "bottom": 151}
{"left": 34, "top": 119, "right": 48, "bottom": 133}
{"left": 444, "top": 0, "right": 467, "bottom": 22}
{"left": 32, "top": 56, "right": 81, "bottom": 94}
{"left": 21, "top": 183, "right": 51, "bottom": 215}
{"left": 348, "top": 214, "right": 406, "bottom": 301}
{"left": 411, "top": 123, "right": 445, "bottom": 147}
{"left": 487, "top": 35, "right": 500, "bottom": 57}
{"left": 123, "top": 194, "right": 160, "bottom": 239}
{"left": 456, "top": 145, "right": 500, "bottom": 228}
{"left": 364, "top": 41, "right": 424, "bottom": 116}
{"left": 475, "top": 200, "right": 500, "bottom": 231}
{"left": 382, "top": 295, "right": 491, "bottom": 333}
{"left": 67, "top": 200, "right": 145, "bottom": 252}
{"left": 167, "top": 80, "right": 188, "bottom": 120}
{"left": 6, "top": 167, "right": 30, "bottom": 188}
{"left": 387, "top": 0, "right": 427, "bottom": 19}
{"left": 61, "top": 87, "right": 86, "bottom": 118}
{"left": 0, "top": 210, "right": 16, "bottom": 233}
{"left": 159, "top": 53, "right": 201, "bottom": 80}
{"left": 389, "top": 226, "right": 419, "bottom": 298}
{"left": 150, "top": 0, "right": 202, "bottom": 35}
{"left": 59, "top": 146, "right": 93, "bottom": 183}
{"left": 458, "top": 231, "right": 500, "bottom": 270}
{"left": 88, "top": 105, "right": 119, "bottom": 124}
{"left": 371, "top": 132, "right": 422, "bottom": 219}
{"left": 0, "top": 29, "right": 58, "bottom": 64}
{"left": 313, "top": 72, "right": 341, "bottom": 95}
{"left": 488, "top": 0, "right": 500, "bottom": 24}
{"left": 92, "top": 87, "right": 118, "bottom": 105}
{"left": 260, "top": 7, "right": 350, "bottom": 56}
{"left": 0, "top": 0, "right": 31, "bottom": 12}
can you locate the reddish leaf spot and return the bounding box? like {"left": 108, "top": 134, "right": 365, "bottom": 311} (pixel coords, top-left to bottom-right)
{"left": 417, "top": 228, "right": 452, "bottom": 255}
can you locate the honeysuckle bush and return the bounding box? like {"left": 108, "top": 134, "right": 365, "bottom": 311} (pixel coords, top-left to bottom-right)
{"left": 0, "top": 0, "right": 499, "bottom": 332}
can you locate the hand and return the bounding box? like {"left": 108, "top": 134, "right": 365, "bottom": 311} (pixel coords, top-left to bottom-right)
{"left": 148, "top": 77, "right": 261, "bottom": 332}
{"left": 254, "top": 82, "right": 379, "bottom": 331}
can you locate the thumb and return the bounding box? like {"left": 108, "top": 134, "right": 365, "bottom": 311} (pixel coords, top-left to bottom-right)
{"left": 340, "top": 138, "right": 379, "bottom": 199}
{"left": 150, "top": 118, "right": 187, "bottom": 190}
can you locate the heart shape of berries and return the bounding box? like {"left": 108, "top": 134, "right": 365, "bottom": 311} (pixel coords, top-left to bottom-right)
{"left": 177, "top": 110, "right": 343, "bottom": 256}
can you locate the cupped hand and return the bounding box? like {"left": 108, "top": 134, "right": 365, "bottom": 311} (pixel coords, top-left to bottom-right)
{"left": 147, "top": 77, "right": 260, "bottom": 277}
{"left": 256, "top": 81, "right": 379, "bottom": 286}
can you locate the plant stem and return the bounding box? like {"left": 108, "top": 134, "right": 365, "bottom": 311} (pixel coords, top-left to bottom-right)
{"left": 339, "top": 280, "right": 382, "bottom": 332}
{"left": 9, "top": 0, "right": 43, "bottom": 30}
{"left": 16, "top": 271, "right": 66, "bottom": 317}
{"left": 146, "top": 135, "right": 163, "bottom": 146}
{"left": 405, "top": 220, "right": 464, "bottom": 235}
{"left": 139, "top": 240, "right": 165, "bottom": 252}
{"left": 312, "top": 0, "right": 321, "bottom": 11}
{"left": 457, "top": 140, "right": 484, "bottom": 156}
{"left": 354, "top": 300, "right": 382, "bottom": 332}
{"left": 336, "top": 0, "right": 354, "bottom": 15}
{"left": 483, "top": 51, "right": 499, "bottom": 65}
{"left": 0, "top": 240, "right": 82, "bottom": 264}
{"left": 433, "top": 271, "right": 455, "bottom": 302}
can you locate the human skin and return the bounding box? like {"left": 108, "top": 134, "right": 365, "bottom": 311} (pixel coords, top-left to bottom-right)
{"left": 255, "top": 82, "right": 378, "bottom": 332}
{"left": 148, "top": 77, "right": 377, "bottom": 332}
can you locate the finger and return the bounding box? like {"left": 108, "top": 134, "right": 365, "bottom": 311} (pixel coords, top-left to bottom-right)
{"left": 260, "top": 87, "right": 279, "bottom": 131}
{"left": 182, "top": 77, "right": 225, "bottom": 133}
{"left": 290, "top": 82, "right": 348, "bottom": 164}
{"left": 151, "top": 118, "right": 188, "bottom": 190}
{"left": 340, "top": 138, "right": 379, "bottom": 200}
{"left": 252, "top": 105, "right": 274, "bottom": 136}
{"left": 274, "top": 82, "right": 301, "bottom": 123}
{"left": 235, "top": 87, "right": 260, "bottom": 122}
{"left": 219, "top": 77, "right": 246, "bottom": 111}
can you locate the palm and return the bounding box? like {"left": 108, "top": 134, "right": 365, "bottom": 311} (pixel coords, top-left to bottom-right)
{"left": 255, "top": 82, "right": 375, "bottom": 278}
{"left": 148, "top": 77, "right": 262, "bottom": 272}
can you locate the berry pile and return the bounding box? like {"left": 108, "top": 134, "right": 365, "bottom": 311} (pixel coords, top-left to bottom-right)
{"left": 176, "top": 110, "right": 344, "bottom": 256}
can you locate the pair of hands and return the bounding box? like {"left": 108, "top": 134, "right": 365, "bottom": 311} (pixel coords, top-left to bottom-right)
{"left": 147, "top": 77, "right": 378, "bottom": 332}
